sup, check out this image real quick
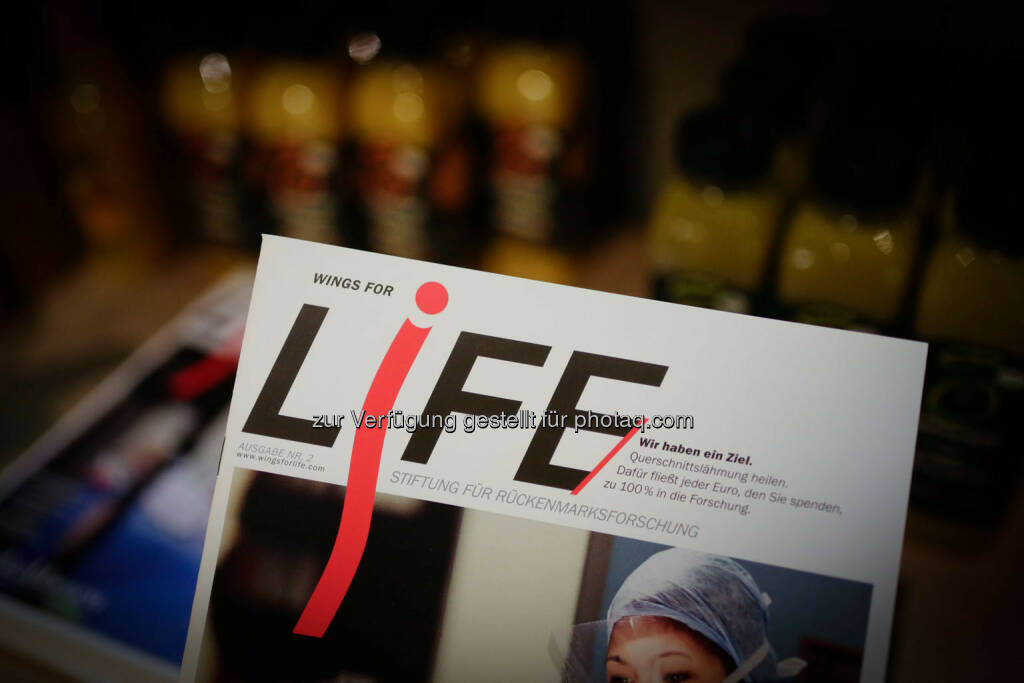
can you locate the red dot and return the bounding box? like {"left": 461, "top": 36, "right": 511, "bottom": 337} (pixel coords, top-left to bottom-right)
{"left": 416, "top": 282, "right": 448, "bottom": 315}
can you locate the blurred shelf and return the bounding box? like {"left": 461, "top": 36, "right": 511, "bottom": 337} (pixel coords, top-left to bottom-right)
{"left": 0, "top": 245, "right": 251, "bottom": 467}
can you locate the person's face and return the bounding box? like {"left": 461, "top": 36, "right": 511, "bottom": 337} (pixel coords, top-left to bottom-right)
{"left": 605, "top": 616, "right": 729, "bottom": 683}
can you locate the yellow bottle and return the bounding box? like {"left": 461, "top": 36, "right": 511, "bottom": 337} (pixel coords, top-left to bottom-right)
{"left": 911, "top": 175, "right": 1024, "bottom": 523}
{"left": 245, "top": 61, "right": 343, "bottom": 244}
{"left": 915, "top": 214, "right": 1023, "bottom": 352}
{"left": 349, "top": 61, "right": 468, "bottom": 260}
{"left": 650, "top": 107, "right": 782, "bottom": 314}
{"left": 161, "top": 53, "right": 245, "bottom": 245}
{"left": 775, "top": 130, "right": 923, "bottom": 331}
{"left": 474, "top": 44, "right": 583, "bottom": 285}
{"left": 54, "top": 75, "right": 167, "bottom": 259}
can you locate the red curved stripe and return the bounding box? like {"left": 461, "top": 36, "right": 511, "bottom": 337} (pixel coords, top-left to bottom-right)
{"left": 293, "top": 318, "right": 431, "bottom": 637}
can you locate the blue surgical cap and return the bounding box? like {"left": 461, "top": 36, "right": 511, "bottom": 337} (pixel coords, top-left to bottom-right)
{"left": 606, "top": 547, "right": 778, "bottom": 682}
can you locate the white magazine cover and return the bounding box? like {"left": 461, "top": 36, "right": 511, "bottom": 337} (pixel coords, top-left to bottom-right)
{"left": 181, "top": 235, "right": 926, "bottom": 683}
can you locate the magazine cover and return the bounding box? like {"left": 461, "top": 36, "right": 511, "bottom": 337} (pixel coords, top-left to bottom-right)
{"left": 0, "top": 271, "right": 253, "bottom": 682}
{"left": 182, "top": 236, "right": 926, "bottom": 683}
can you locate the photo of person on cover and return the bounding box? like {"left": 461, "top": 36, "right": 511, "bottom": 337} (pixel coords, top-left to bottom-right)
{"left": 196, "top": 469, "right": 870, "bottom": 683}
{"left": 563, "top": 548, "right": 808, "bottom": 683}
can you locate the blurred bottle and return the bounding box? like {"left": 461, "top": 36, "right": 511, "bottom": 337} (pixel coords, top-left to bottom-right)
{"left": 773, "top": 125, "right": 925, "bottom": 332}
{"left": 649, "top": 105, "right": 783, "bottom": 315}
{"left": 46, "top": 8, "right": 170, "bottom": 261}
{"left": 0, "top": 104, "right": 81, "bottom": 317}
{"left": 720, "top": 16, "right": 833, "bottom": 194}
{"left": 474, "top": 43, "right": 586, "bottom": 284}
{"left": 349, "top": 59, "right": 474, "bottom": 262}
{"left": 245, "top": 61, "right": 344, "bottom": 244}
{"left": 161, "top": 53, "right": 249, "bottom": 247}
{"left": 910, "top": 154, "right": 1024, "bottom": 524}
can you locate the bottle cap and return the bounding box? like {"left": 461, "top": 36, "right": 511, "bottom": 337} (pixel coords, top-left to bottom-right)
{"left": 675, "top": 105, "right": 774, "bottom": 192}
{"left": 808, "top": 123, "right": 922, "bottom": 220}
{"left": 721, "top": 15, "right": 832, "bottom": 138}
{"left": 956, "top": 144, "right": 1024, "bottom": 256}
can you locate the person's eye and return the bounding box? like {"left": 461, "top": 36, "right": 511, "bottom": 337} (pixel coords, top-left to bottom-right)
{"left": 663, "top": 673, "right": 692, "bottom": 683}
{"left": 608, "top": 677, "right": 632, "bottom": 683}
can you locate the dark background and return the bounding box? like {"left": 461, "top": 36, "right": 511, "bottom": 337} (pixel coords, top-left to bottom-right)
{"left": 1, "top": 1, "right": 1022, "bottom": 681}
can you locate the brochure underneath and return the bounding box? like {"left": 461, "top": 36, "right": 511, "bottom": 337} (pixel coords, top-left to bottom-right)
{"left": 182, "top": 235, "right": 927, "bottom": 683}
{"left": 0, "top": 270, "right": 252, "bottom": 682}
